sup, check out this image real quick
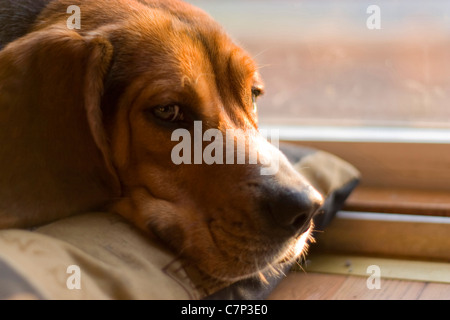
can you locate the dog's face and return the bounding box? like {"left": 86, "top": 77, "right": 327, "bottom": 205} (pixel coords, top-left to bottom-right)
{"left": 0, "top": 0, "right": 323, "bottom": 281}
{"left": 98, "top": 3, "right": 323, "bottom": 281}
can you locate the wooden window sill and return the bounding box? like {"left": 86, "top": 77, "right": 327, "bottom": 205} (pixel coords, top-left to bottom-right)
{"left": 268, "top": 271, "right": 450, "bottom": 300}
{"left": 311, "top": 211, "right": 450, "bottom": 262}
{"left": 344, "top": 186, "right": 450, "bottom": 217}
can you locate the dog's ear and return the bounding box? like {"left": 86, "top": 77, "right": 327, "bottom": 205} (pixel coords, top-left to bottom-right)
{"left": 0, "top": 26, "right": 120, "bottom": 226}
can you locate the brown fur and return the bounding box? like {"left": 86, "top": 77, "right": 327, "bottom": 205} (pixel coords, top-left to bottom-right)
{"left": 0, "top": 0, "right": 322, "bottom": 281}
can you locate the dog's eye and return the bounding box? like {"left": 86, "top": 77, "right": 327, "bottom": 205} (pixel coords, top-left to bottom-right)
{"left": 152, "top": 104, "right": 184, "bottom": 122}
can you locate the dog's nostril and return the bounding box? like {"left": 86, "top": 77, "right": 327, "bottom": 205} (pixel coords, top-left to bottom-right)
{"left": 266, "top": 187, "right": 323, "bottom": 233}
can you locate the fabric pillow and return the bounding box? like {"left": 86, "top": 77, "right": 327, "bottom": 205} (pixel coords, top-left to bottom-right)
{"left": 279, "top": 143, "right": 360, "bottom": 231}
{"left": 0, "top": 143, "right": 360, "bottom": 300}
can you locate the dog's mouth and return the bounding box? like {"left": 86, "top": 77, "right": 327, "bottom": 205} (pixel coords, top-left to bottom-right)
{"left": 148, "top": 213, "right": 314, "bottom": 282}
{"left": 278, "top": 223, "right": 314, "bottom": 264}
{"left": 252, "top": 223, "right": 315, "bottom": 281}
{"left": 193, "top": 219, "right": 315, "bottom": 282}
{"left": 244, "top": 225, "right": 314, "bottom": 284}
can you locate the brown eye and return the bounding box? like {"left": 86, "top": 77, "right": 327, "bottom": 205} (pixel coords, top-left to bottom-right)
{"left": 252, "top": 87, "right": 263, "bottom": 98}
{"left": 152, "top": 104, "right": 184, "bottom": 122}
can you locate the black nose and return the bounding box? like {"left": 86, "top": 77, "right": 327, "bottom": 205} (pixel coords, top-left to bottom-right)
{"left": 267, "top": 187, "right": 323, "bottom": 234}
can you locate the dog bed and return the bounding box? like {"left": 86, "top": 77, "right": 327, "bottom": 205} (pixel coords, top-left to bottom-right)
{"left": 0, "top": 144, "right": 360, "bottom": 300}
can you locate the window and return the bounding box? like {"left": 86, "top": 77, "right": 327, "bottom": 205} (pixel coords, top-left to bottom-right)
{"left": 188, "top": 0, "right": 450, "bottom": 128}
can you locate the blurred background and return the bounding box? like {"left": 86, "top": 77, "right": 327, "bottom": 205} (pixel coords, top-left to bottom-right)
{"left": 187, "top": 0, "right": 450, "bottom": 129}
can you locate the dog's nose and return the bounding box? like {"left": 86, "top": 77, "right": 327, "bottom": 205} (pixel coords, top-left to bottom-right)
{"left": 267, "top": 187, "right": 323, "bottom": 234}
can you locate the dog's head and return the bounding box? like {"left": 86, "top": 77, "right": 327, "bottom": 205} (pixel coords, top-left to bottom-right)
{"left": 98, "top": 1, "right": 324, "bottom": 281}
{"left": 1, "top": 0, "right": 323, "bottom": 281}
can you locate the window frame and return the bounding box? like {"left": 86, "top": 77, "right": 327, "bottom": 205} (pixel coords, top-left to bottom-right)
{"left": 260, "top": 124, "right": 450, "bottom": 217}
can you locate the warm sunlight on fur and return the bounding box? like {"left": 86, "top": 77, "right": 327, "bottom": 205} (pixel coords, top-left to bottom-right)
{"left": 257, "top": 224, "right": 315, "bottom": 284}
{"left": 294, "top": 224, "right": 315, "bottom": 258}
{"left": 282, "top": 222, "right": 315, "bottom": 267}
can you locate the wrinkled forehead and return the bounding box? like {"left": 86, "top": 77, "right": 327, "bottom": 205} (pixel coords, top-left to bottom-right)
{"left": 113, "top": 13, "right": 259, "bottom": 115}
{"left": 176, "top": 25, "right": 259, "bottom": 103}
{"left": 112, "top": 11, "right": 256, "bottom": 81}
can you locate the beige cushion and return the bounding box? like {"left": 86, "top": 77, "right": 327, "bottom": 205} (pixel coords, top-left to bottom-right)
{"left": 0, "top": 212, "right": 206, "bottom": 299}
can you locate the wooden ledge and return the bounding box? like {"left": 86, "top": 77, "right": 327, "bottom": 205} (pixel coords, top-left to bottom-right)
{"left": 311, "top": 211, "right": 450, "bottom": 262}
{"left": 345, "top": 186, "right": 450, "bottom": 216}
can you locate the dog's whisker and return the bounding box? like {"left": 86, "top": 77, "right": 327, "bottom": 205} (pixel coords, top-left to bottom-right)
{"left": 251, "top": 48, "right": 271, "bottom": 60}
{"left": 258, "top": 272, "right": 269, "bottom": 285}
{"left": 296, "top": 260, "right": 307, "bottom": 274}
{"left": 270, "top": 264, "right": 280, "bottom": 277}
{"left": 256, "top": 64, "right": 272, "bottom": 71}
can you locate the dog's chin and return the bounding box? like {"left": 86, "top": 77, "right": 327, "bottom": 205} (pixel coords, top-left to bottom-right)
{"left": 147, "top": 212, "right": 314, "bottom": 282}
{"left": 279, "top": 225, "right": 314, "bottom": 264}
{"left": 192, "top": 226, "right": 315, "bottom": 282}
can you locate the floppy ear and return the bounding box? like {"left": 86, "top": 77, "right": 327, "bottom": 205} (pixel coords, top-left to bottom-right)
{"left": 0, "top": 26, "right": 120, "bottom": 227}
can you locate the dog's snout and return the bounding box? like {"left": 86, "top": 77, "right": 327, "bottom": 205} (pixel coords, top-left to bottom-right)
{"left": 267, "top": 187, "right": 323, "bottom": 234}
